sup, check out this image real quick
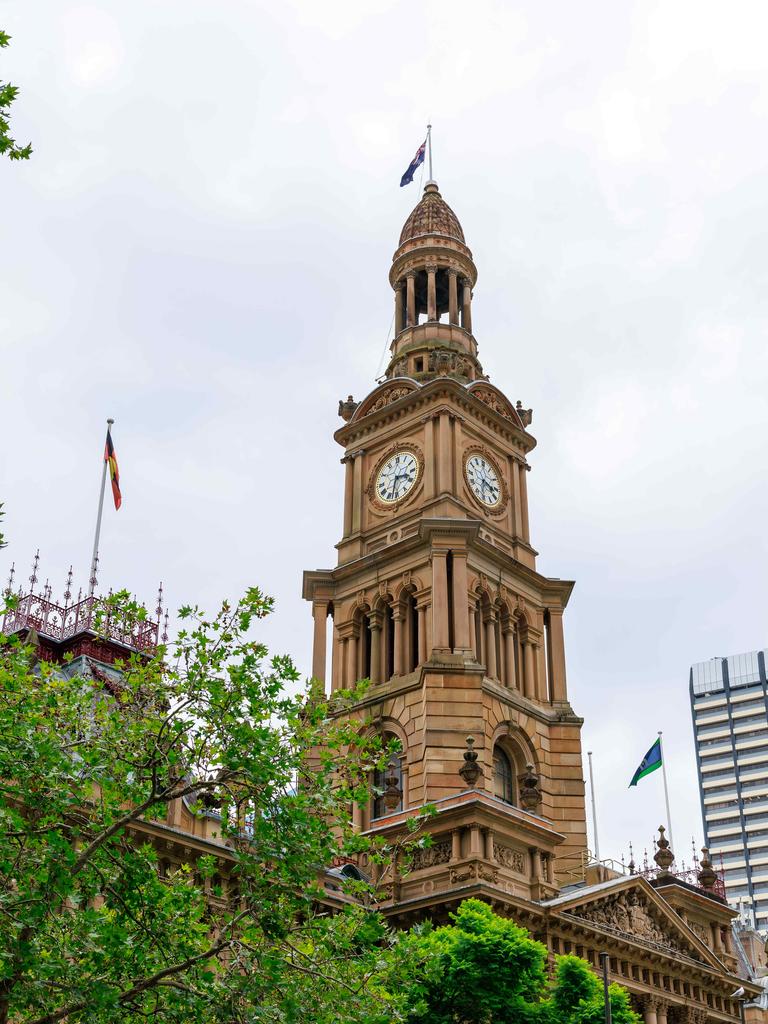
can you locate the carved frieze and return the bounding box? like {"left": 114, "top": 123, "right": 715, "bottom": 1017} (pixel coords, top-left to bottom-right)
{"left": 493, "top": 842, "right": 526, "bottom": 873}
{"left": 370, "top": 385, "right": 415, "bottom": 412}
{"left": 567, "top": 890, "right": 700, "bottom": 958}
{"left": 471, "top": 385, "right": 517, "bottom": 421}
{"left": 409, "top": 841, "right": 452, "bottom": 872}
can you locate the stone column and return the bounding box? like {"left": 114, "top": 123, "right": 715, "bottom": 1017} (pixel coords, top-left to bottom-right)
{"left": 523, "top": 639, "right": 536, "bottom": 700}
{"left": 311, "top": 601, "right": 327, "bottom": 692}
{"left": 348, "top": 633, "right": 359, "bottom": 689}
{"left": 451, "top": 549, "right": 470, "bottom": 652}
{"left": 426, "top": 263, "right": 437, "bottom": 321}
{"left": 369, "top": 612, "right": 383, "bottom": 685}
{"left": 406, "top": 272, "right": 416, "bottom": 326}
{"left": 484, "top": 612, "right": 498, "bottom": 679}
{"left": 512, "top": 461, "right": 523, "bottom": 539}
{"left": 431, "top": 551, "right": 450, "bottom": 652}
{"left": 342, "top": 456, "right": 354, "bottom": 537}
{"left": 340, "top": 637, "right": 348, "bottom": 689}
{"left": 423, "top": 413, "right": 436, "bottom": 498}
{"left": 503, "top": 624, "right": 517, "bottom": 689}
{"left": 656, "top": 1003, "right": 669, "bottom": 1024}
{"left": 448, "top": 268, "right": 459, "bottom": 324}
{"left": 351, "top": 800, "right": 363, "bottom": 832}
{"left": 547, "top": 608, "right": 568, "bottom": 702}
{"left": 393, "top": 609, "right": 404, "bottom": 676}
{"left": 394, "top": 282, "right": 404, "bottom": 334}
{"left": 451, "top": 828, "right": 462, "bottom": 861}
{"left": 641, "top": 997, "right": 659, "bottom": 1024}
{"left": 351, "top": 452, "right": 364, "bottom": 534}
{"left": 534, "top": 641, "right": 547, "bottom": 701}
{"left": 519, "top": 463, "right": 530, "bottom": 542}
{"left": 530, "top": 847, "right": 543, "bottom": 881}
{"left": 461, "top": 277, "right": 472, "bottom": 334}
{"left": 438, "top": 411, "right": 451, "bottom": 493}
{"left": 468, "top": 600, "right": 477, "bottom": 658}
{"left": 417, "top": 601, "right": 428, "bottom": 664}
{"left": 469, "top": 824, "right": 482, "bottom": 856}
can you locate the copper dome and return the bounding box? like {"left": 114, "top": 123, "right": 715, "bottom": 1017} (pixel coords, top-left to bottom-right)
{"left": 399, "top": 182, "right": 465, "bottom": 246}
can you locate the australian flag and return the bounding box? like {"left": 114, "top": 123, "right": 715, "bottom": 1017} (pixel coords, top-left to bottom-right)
{"left": 400, "top": 139, "right": 426, "bottom": 187}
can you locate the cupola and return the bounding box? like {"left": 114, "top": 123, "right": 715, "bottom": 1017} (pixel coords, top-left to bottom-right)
{"left": 386, "top": 182, "right": 483, "bottom": 384}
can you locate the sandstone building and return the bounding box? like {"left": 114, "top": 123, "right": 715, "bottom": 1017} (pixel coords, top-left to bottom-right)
{"left": 302, "top": 180, "right": 768, "bottom": 1023}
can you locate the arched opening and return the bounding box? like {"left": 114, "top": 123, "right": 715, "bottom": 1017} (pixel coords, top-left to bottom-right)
{"left": 372, "top": 733, "right": 404, "bottom": 820}
{"left": 324, "top": 604, "right": 335, "bottom": 695}
{"left": 493, "top": 745, "right": 515, "bottom": 805}
{"left": 401, "top": 588, "right": 419, "bottom": 673}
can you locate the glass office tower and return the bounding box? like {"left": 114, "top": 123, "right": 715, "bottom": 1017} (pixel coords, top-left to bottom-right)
{"left": 690, "top": 650, "right": 768, "bottom": 930}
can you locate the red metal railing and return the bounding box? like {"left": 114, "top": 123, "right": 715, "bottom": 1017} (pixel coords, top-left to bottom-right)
{"left": 2, "top": 591, "right": 159, "bottom": 655}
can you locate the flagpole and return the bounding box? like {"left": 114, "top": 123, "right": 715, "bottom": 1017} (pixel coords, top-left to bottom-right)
{"left": 587, "top": 751, "right": 601, "bottom": 862}
{"left": 658, "top": 731, "right": 675, "bottom": 857}
{"left": 88, "top": 418, "right": 113, "bottom": 599}
{"left": 427, "top": 123, "right": 433, "bottom": 181}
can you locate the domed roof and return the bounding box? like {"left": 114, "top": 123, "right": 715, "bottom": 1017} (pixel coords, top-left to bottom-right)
{"left": 399, "top": 182, "right": 465, "bottom": 245}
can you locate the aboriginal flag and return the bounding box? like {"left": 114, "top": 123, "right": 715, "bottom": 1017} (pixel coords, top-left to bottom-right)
{"left": 104, "top": 427, "right": 121, "bottom": 510}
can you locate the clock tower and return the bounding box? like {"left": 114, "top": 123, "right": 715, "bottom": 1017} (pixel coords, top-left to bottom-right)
{"left": 303, "top": 181, "right": 588, "bottom": 911}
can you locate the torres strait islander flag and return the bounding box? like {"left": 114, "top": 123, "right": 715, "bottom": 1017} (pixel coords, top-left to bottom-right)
{"left": 628, "top": 737, "right": 662, "bottom": 787}
{"left": 400, "top": 138, "right": 426, "bottom": 186}
{"left": 104, "top": 426, "right": 121, "bottom": 510}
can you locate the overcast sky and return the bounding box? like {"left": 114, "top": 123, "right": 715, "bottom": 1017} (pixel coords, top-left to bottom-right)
{"left": 2, "top": 0, "right": 767, "bottom": 869}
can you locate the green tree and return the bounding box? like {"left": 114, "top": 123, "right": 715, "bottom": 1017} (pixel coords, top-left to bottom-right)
{"left": 0, "top": 588, "right": 410, "bottom": 1023}
{"left": 0, "top": 32, "right": 31, "bottom": 161}
{"left": 549, "top": 955, "right": 639, "bottom": 1024}
{"left": 387, "top": 899, "right": 640, "bottom": 1024}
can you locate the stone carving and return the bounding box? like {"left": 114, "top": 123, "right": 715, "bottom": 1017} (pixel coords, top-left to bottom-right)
{"left": 517, "top": 764, "right": 542, "bottom": 811}
{"left": 477, "top": 864, "right": 499, "bottom": 883}
{"left": 471, "top": 385, "right": 515, "bottom": 420}
{"left": 448, "top": 862, "right": 498, "bottom": 885}
{"left": 515, "top": 400, "right": 533, "bottom": 426}
{"left": 338, "top": 395, "right": 358, "bottom": 421}
{"left": 410, "top": 841, "right": 452, "bottom": 872}
{"left": 428, "top": 349, "right": 455, "bottom": 375}
{"left": 391, "top": 357, "right": 408, "bottom": 377}
{"left": 458, "top": 736, "right": 483, "bottom": 788}
{"left": 370, "top": 385, "right": 413, "bottom": 413}
{"left": 494, "top": 843, "right": 526, "bottom": 873}
{"left": 571, "top": 891, "right": 691, "bottom": 956}
{"left": 449, "top": 866, "right": 475, "bottom": 884}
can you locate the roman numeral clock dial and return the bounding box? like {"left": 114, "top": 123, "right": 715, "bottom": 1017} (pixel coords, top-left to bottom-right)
{"left": 466, "top": 454, "right": 501, "bottom": 507}
{"left": 376, "top": 451, "right": 418, "bottom": 504}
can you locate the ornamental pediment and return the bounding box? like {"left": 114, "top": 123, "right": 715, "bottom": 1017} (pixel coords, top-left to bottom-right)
{"left": 551, "top": 880, "right": 722, "bottom": 969}
{"left": 352, "top": 379, "right": 420, "bottom": 421}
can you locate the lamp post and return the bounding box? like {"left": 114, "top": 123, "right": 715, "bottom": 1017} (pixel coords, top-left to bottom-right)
{"left": 599, "top": 952, "right": 613, "bottom": 1024}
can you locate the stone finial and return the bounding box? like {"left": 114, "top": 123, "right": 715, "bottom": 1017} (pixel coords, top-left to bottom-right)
{"left": 515, "top": 400, "right": 533, "bottom": 427}
{"left": 458, "top": 736, "right": 483, "bottom": 788}
{"left": 383, "top": 759, "right": 403, "bottom": 812}
{"left": 338, "top": 396, "right": 358, "bottom": 421}
{"left": 653, "top": 825, "right": 674, "bottom": 875}
{"left": 697, "top": 847, "right": 717, "bottom": 891}
{"left": 518, "top": 762, "right": 542, "bottom": 811}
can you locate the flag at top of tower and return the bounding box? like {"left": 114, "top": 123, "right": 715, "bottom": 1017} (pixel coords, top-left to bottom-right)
{"left": 400, "top": 138, "right": 426, "bottom": 187}
{"left": 628, "top": 737, "right": 662, "bottom": 787}
{"left": 104, "top": 426, "right": 121, "bottom": 510}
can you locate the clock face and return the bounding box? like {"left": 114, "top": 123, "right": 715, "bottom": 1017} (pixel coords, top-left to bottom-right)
{"left": 376, "top": 451, "right": 419, "bottom": 504}
{"left": 466, "top": 454, "right": 501, "bottom": 507}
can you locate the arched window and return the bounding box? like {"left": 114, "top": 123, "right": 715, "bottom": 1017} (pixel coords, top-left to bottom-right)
{"left": 493, "top": 746, "right": 515, "bottom": 805}
{"left": 372, "top": 735, "right": 404, "bottom": 819}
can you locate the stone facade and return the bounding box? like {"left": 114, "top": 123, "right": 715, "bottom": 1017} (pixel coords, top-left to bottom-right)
{"left": 303, "top": 181, "right": 768, "bottom": 1023}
